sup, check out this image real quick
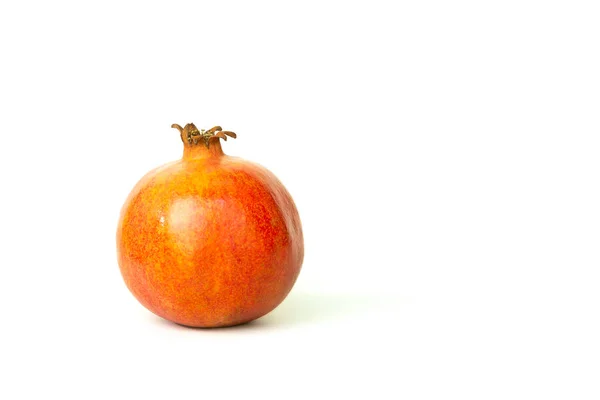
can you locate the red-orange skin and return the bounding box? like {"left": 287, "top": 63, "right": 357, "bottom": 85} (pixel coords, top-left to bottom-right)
{"left": 117, "top": 137, "right": 303, "bottom": 328}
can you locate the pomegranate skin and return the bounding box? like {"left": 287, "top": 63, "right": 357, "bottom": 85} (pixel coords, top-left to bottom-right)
{"left": 116, "top": 125, "right": 303, "bottom": 328}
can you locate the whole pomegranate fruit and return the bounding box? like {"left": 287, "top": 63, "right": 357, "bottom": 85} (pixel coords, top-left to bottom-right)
{"left": 116, "top": 123, "right": 304, "bottom": 328}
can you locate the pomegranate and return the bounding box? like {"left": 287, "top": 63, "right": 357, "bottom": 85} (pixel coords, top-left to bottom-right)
{"left": 116, "top": 123, "right": 304, "bottom": 328}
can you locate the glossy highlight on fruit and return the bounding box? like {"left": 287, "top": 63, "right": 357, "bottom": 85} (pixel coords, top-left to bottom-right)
{"left": 117, "top": 123, "right": 304, "bottom": 328}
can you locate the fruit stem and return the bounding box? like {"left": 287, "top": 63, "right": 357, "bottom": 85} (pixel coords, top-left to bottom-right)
{"left": 172, "top": 123, "right": 236, "bottom": 159}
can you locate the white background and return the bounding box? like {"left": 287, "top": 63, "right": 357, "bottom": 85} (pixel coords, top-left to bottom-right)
{"left": 1, "top": 1, "right": 599, "bottom": 398}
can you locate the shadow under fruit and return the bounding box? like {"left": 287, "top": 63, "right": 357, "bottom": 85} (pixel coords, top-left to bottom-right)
{"left": 116, "top": 123, "right": 304, "bottom": 328}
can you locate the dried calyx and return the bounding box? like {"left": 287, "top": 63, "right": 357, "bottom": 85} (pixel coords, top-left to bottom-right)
{"left": 171, "top": 123, "right": 237, "bottom": 148}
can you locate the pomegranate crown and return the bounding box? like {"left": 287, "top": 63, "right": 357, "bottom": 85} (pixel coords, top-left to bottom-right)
{"left": 171, "top": 123, "right": 237, "bottom": 148}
